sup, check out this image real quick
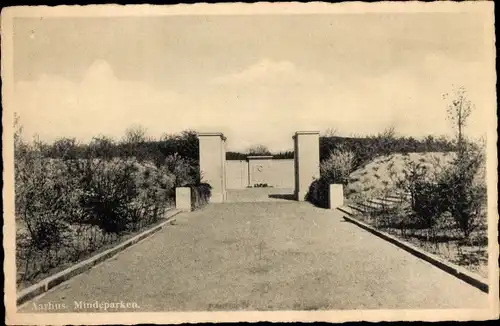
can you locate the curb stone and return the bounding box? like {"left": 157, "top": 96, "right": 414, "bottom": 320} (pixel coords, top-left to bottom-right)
{"left": 337, "top": 208, "right": 489, "bottom": 293}
{"left": 16, "top": 209, "right": 182, "bottom": 306}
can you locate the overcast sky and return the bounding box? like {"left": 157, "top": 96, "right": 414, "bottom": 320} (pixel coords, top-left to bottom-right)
{"left": 12, "top": 12, "right": 494, "bottom": 151}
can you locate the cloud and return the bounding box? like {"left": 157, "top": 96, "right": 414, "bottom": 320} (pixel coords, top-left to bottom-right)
{"left": 211, "top": 58, "right": 324, "bottom": 86}
{"left": 14, "top": 56, "right": 493, "bottom": 153}
{"left": 14, "top": 60, "right": 196, "bottom": 142}
{"left": 360, "top": 53, "right": 492, "bottom": 139}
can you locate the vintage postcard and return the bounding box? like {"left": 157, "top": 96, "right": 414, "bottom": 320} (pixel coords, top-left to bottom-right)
{"left": 2, "top": 2, "right": 498, "bottom": 324}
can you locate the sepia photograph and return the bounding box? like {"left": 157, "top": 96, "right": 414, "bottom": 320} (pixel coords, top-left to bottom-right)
{"left": 2, "top": 2, "right": 498, "bottom": 324}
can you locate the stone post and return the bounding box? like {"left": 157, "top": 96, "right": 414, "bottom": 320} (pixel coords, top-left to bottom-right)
{"left": 293, "top": 131, "right": 320, "bottom": 201}
{"left": 176, "top": 187, "right": 192, "bottom": 211}
{"left": 197, "top": 132, "right": 227, "bottom": 203}
{"left": 329, "top": 184, "right": 344, "bottom": 209}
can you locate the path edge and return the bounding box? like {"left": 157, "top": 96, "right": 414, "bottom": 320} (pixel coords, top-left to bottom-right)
{"left": 337, "top": 207, "right": 489, "bottom": 293}
{"left": 16, "top": 209, "right": 182, "bottom": 306}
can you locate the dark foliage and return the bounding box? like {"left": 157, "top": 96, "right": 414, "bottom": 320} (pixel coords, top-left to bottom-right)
{"left": 305, "top": 178, "right": 330, "bottom": 208}
{"left": 71, "top": 158, "right": 139, "bottom": 235}
{"left": 226, "top": 150, "right": 294, "bottom": 160}
{"left": 184, "top": 183, "right": 212, "bottom": 210}
{"left": 320, "top": 135, "right": 455, "bottom": 170}
{"left": 42, "top": 130, "right": 200, "bottom": 165}
{"left": 226, "top": 152, "right": 248, "bottom": 160}
{"left": 412, "top": 180, "right": 447, "bottom": 228}
{"left": 273, "top": 151, "right": 294, "bottom": 159}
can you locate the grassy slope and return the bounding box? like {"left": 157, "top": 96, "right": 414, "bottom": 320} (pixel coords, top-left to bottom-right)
{"left": 345, "top": 152, "right": 456, "bottom": 202}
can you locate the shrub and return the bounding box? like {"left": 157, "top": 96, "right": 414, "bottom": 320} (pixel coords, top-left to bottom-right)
{"left": 390, "top": 141, "right": 485, "bottom": 240}
{"left": 412, "top": 180, "right": 447, "bottom": 228}
{"left": 120, "top": 125, "right": 151, "bottom": 162}
{"left": 305, "top": 178, "right": 330, "bottom": 208}
{"left": 158, "top": 130, "right": 199, "bottom": 162}
{"left": 320, "top": 148, "right": 356, "bottom": 186}
{"left": 438, "top": 140, "right": 486, "bottom": 239}
{"left": 164, "top": 153, "right": 198, "bottom": 188}
{"left": 130, "top": 162, "right": 175, "bottom": 230}
{"left": 87, "top": 136, "right": 118, "bottom": 161}
{"left": 390, "top": 158, "right": 448, "bottom": 232}
{"left": 69, "top": 157, "right": 139, "bottom": 235}
{"left": 187, "top": 183, "right": 212, "bottom": 210}
{"left": 14, "top": 118, "right": 203, "bottom": 285}
{"left": 48, "top": 137, "right": 81, "bottom": 160}
{"left": 15, "top": 136, "right": 83, "bottom": 277}
{"left": 394, "top": 160, "right": 428, "bottom": 200}
{"left": 307, "top": 148, "right": 355, "bottom": 207}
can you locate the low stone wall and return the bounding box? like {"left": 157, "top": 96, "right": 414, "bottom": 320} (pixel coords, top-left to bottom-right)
{"left": 226, "top": 160, "right": 249, "bottom": 189}
{"left": 225, "top": 158, "right": 294, "bottom": 189}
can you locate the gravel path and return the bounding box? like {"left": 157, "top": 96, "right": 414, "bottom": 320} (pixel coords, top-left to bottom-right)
{"left": 20, "top": 201, "right": 487, "bottom": 312}
{"left": 225, "top": 188, "right": 296, "bottom": 202}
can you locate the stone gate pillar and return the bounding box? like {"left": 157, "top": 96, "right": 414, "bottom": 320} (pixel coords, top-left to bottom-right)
{"left": 293, "top": 131, "right": 320, "bottom": 201}
{"left": 198, "top": 132, "right": 227, "bottom": 203}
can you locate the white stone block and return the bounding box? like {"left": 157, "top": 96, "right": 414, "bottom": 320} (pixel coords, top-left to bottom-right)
{"left": 293, "top": 131, "right": 320, "bottom": 201}
{"left": 198, "top": 132, "right": 226, "bottom": 203}
{"left": 329, "top": 184, "right": 344, "bottom": 209}
{"left": 176, "top": 187, "right": 192, "bottom": 211}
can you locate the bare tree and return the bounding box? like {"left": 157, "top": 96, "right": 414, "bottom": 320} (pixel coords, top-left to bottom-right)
{"left": 14, "top": 112, "right": 23, "bottom": 143}
{"left": 248, "top": 144, "right": 271, "bottom": 155}
{"left": 441, "top": 86, "right": 485, "bottom": 239}
{"left": 379, "top": 125, "right": 397, "bottom": 139}
{"left": 122, "top": 125, "right": 149, "bottom": 161}
{"left": 123, "top": 125, "right": 148, "bottom": 144}
{"left": 52, "top": 137, "right": 79, "bottom": 160}
{"left": 322, "top": 127, "right": 338, "bottom": 137}
{"left": 443, "top": 85, "right": 474, "bottom": 156}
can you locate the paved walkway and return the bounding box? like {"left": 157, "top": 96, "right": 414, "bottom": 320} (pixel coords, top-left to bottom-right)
{"left": 20, "top": 201, "right": 487, "bottom": 312}
{"left": 225, "top": 188, "right": 295, "bottom": 202}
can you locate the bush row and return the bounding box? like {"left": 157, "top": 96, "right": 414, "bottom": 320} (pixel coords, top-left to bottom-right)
{"left": 38, "top": 130, "right": 200, "bottom": 166}
{"left": 227, "top": 133, "right": 454, "bottom": 165}
{"left": 226, "top": 151, "right": 294, "bottom": 160}
{"left": 320, "top": 133, "right": 455, "bottom": 170}
{"left": 47, "top": 130, "right": 454, "bottom": 167}
{"left": 14, "top": 128, "right": 208, "bottom": 286}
